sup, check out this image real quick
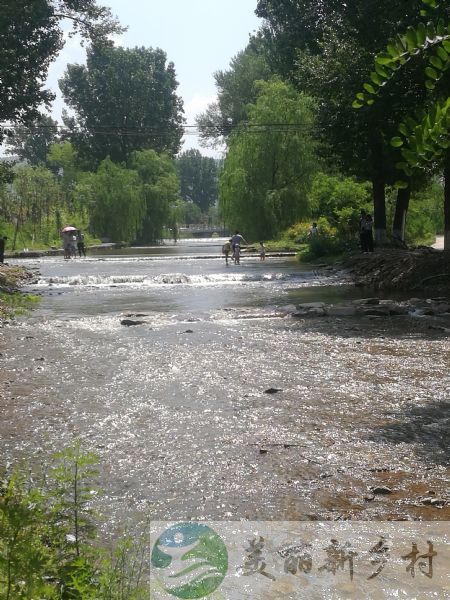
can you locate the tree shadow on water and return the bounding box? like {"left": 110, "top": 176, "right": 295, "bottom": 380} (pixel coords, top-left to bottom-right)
{"left": 369, "top": 400, "right": 450, "bottom": 467}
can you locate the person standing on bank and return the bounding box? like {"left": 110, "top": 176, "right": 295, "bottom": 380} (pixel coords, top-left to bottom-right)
{"left": 77, "top": 231, "right": 86, "bottom": 258}
{"left": 363, "top": 214, "right": 374, "bottom": 252}
{"left": 0, "top": 236, "right": 7, "bottom": 263}
{"left": 359, "top": 210, "right": 367, "bottom": 251}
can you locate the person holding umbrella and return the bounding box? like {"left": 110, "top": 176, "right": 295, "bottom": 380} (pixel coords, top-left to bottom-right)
{"left": 61, "top": 225, "right": 78, "bottom": 259}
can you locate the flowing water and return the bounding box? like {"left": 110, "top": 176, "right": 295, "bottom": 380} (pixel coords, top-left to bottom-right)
{"left": 1, "top": 239, "right": 449, "bottom": 531}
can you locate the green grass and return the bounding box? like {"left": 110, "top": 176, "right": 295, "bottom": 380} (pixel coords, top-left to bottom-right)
{"left": 0, "top": 292, "right": 40, "bottom": 319}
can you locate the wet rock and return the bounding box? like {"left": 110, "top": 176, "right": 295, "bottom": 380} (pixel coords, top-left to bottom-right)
{"left": 326, "top": 306, "right": 357, "bottom": 317}
{"left": 384, "top": 303, "right": 409, "bottom": 316}
{"left": 371, "top": 486, "right": 393, "bottom": 495}
{"left": 430, "top": 498, "right": 446, "bottom": 507}
{"left": 279, "top": 304, "right": 297, "bottom": 314}
{"left": 184, "top": 329, "right": 194, "bottom": 334}
{"left": 292, "top": 308, "right": 325, "bottom": 318}
{"left": 120, "top": 319, "right": 146, "bottom": 326}
{"left": 264, "top": 387, "right": 283, "bottom": 394}
{"left": 296, "top": 302, "right": 326, "bottom": 309}
{"left": 352, "top": 298, "right": 380, "bottom": 305}
{"left": 361, "top": 307, "right": 391, "bottom": 316}
{"left": 431, "top": 302, "right": 450, "bottom": 314}
{"left": 420, "top": 496, "right": 434, "bottom": 505}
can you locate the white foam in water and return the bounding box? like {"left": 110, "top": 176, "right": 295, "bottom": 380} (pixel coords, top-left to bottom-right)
{"left": 36, "top": 271, "right": 308, "bottom": 289}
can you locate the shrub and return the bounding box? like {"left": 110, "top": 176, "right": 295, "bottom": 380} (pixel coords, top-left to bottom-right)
{"left": 0, "top": 445, "right": 148, "bottom": 600}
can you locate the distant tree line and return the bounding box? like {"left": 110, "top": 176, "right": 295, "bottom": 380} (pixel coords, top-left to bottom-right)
{"left": 0, "top": 7, "right": 220, "bottom": 247}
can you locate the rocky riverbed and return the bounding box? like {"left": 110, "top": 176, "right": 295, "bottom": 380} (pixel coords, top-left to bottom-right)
{"left": 1, "top": 249, "right": 449, "bottom": 528}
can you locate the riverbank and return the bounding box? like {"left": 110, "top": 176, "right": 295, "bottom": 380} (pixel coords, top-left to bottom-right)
{"left": 0, "top": 263, "right": 37, "bottom": 320}
{"left": 343, "top": 246, "right": 450, "bottom": 292}
{"left": 4, "top": 242, "right": 127, "bottom": 259}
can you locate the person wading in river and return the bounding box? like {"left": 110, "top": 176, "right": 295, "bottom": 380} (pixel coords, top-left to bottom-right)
{"left": 222, "top": 239, "right": 232, "bottom": 265}
{"left": 231, "top": 231, "right": 248, "bottom": 265}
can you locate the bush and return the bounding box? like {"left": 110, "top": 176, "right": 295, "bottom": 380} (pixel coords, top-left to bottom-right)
{"left": 0, "top": 445, "right": 148, "bottom": 599}
{"left": 301, "top": 234, "right": 349, "bottom": 260}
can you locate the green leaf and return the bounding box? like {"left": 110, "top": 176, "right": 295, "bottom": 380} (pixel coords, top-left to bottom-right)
{"left": 425, "top": 79, "right": 436, "bottom": 90}
{"left": 391, "top": 137, "right": 404, "bottom": 147}
{"left": 370, "top": 71, "right": 383, "bottom": 85}
{"left": 363, "top": 83, "right": 376, "bottom": 94}
{"left": 437, "top": 46, "right": 449, "bottom": 62}
{"left": 442, "top": 40, "right": 450, "bottom": 53}
{"left": 376, "top": 53, "right": 394, "bottom": 65}
{"left": 430, "top": 55, "right": 444, "bottom": 70}
{"left": 386, "top": 43, "right": 399, "bottom": 58}
{"left": 416, "top": 22, "right": 427, "bottom": 45}
{"left": 425, "top": 66, "right": 439, "bottom": 79}
{"left": 356, "top": 92, "right": 365, "bottom": 101}
{"left": 398, "top": 123, "right": 409, "bottom": 136}
{"left": 352, "top": 100, "right": 364, "bottom": 109}
{"left": 375, "top": 64, "right": 389, "bottom": 78}
{"left": 426, "top": 22, "right": 436, "bottom": 39}
{"left": 406, "top": 27, "right": 418, "bottom": 51}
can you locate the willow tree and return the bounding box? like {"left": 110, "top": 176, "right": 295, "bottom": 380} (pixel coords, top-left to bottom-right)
{"left": 219, "top": 79, "right": 318, "bottom": 240}
{"left": 89, "top": 159, "right": 144, "bottom": 243}
{"left": 129, "top": 149, "right": 181, "bottom": 243}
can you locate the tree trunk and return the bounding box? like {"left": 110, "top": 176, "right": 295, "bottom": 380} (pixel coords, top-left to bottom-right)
{"left": 370, "top": 133, "right": 387, "bottom": 245}
{"left": 444, "top": 159, "right": 450, "bottom": 252}
{"left": 392, "top": 186, "right": 411, "bottom": 244}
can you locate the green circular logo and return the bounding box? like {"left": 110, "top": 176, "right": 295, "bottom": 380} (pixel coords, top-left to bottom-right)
{"left": 151, "top": 523, "right": 228, "bottom": 599}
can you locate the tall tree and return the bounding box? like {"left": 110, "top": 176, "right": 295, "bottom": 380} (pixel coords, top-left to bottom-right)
{"left": 5, "top": 114, "right": 59, "bottom": 165}
{"left": 354, "top": 0, "right": 450, "bottom": 248}
{"left": 129, "top": 149, "right": 180, "bottom": 243}
{"left": 255, "top": 0, "right": 435, "bottom": 243}
{"left": 88, "top": 158, "right": 144, "bottom": 243}
{"left": 220, "top": 79, "right": 318, "bottom": 240}
{"left": 59, "top": 44, "right": 185, "bottom": 164}
{"left": 196, "top": 38, "right": 273, "bottom": 147}
{"left": 176, "top": 149, "right": 219, "bottom": 212}
{"left": 0, "top": 0, "right": 122, "bottom": 139}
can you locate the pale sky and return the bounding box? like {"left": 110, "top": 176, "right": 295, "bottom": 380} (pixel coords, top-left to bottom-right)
{"left": 46, "top": 0, "right": 261, "bottom": 156}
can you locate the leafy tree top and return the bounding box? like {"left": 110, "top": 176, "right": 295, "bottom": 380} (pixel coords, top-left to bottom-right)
{"left": 0, "top": 0, "right": 123, "bottom": 135}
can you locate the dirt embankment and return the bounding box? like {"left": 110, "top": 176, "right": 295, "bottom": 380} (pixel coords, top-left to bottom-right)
{"left": 343, "top": 247, "right": 450, "bottom": 292}
{"left": 0, "top": 264, "right": 37, "bottom": 320}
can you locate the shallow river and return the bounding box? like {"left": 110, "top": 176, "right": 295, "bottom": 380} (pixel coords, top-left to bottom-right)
{"left": 1, "top": 239, "right": 449, "bottom": 531}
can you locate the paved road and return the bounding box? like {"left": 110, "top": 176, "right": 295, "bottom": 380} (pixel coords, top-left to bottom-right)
{"left": 433, "top": 235, "right": 444, "bottom": 249}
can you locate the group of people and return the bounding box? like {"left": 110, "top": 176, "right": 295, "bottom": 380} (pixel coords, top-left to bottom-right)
{"left": 222, "top": 232, "right": 267, "bottom": 265}
{"left": 359, "top": 210, "right": 374, "bottom": 253}
{"left": 62, "top": 229, "right": 86, "bottom": 259}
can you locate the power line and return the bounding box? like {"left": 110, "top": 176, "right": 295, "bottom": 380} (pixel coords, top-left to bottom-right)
{"left": 0, "top": 122, "right": 317, "bottom": 138}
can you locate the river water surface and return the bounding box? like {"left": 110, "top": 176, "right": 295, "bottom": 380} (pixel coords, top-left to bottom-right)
{"left": 1, "top": 239, "right": 449, "bottom": 530}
